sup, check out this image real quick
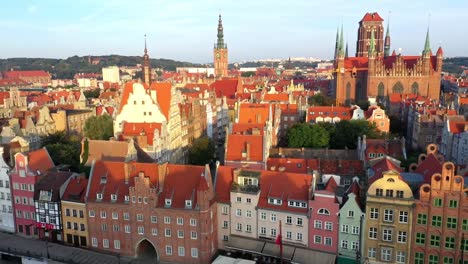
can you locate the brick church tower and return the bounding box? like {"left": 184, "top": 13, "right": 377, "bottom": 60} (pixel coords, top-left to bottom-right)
{"left": 142, "top": 35, "right": 151, "bottom": 86}
{"left": 356, "top": 12, "right": 384, "bottom": 57}
{"left": 214, "top": 14, "right": 228, "bottom": 78}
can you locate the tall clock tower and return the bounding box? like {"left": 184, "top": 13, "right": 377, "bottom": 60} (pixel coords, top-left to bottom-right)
{"left": 142, "top": 35, "right": 151, "bottom": 86}
{"left": 214, "top": 14, "right": 228, "bottom": 78}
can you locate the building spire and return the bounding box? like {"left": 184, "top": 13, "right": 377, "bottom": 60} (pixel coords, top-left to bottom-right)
{"left": 216, "top": 14, "right": 226, "bottom": 49}
{"left": 144, "top": 34, "right": 148, "bottom": 55}
{"left": 334, "top": 26, "right": 339, "bottom": 59}
{"left": 368, "top": 30, "right": 376, "bottom": 57}
{"left": 423, "top": 27, "right": 431, "bottom": 56}
{"left": 338, "top": 24, "right": 345, "bottom": 57}
{"left": 345, "top": 41, "right": 349, "bottom": 58}
{"left": 384, "top": 14, "right": 391, "bottom": 57}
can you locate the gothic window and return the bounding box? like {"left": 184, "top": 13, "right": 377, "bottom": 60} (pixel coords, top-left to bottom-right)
{"left": 377, "top": 82, "right": 385, "bottom": 99}
{"left": 392, "top": 82, "right": 404, "bottom": 94}
{"left": 345, "top": 82, "right": 351, "bottom": 105}
{"left": 411, "top": 82, "right": 419, "bottom": 95}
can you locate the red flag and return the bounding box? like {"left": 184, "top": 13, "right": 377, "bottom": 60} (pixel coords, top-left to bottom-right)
{"left": 275, "top": 234, "right": 282, "bottom": 245}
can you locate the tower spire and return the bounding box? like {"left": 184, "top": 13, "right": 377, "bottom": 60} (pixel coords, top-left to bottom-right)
{"left": 345, "top": 41, "right": 349, "bottom": 58}
{"left": 338, "top": 24, "right": 345, "bottom": 57}
{"left": 423, "top": 27, "right": 431, "bottom": 56}
{"left": 144, "top": 34, "right": 148, "bottom": 54}
{"left": 384, "top": 14, "right": 391, "bottom": 57}
{"left": 216, "top": 14, "right": 225, "bottom": 49}
{"left": 334, "top": 26, "right": 339, "bottom": 59}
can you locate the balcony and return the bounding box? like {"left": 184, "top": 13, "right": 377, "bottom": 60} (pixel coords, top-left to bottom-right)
{"left": 231, "top": 183, "right": 260, "bottom": 194}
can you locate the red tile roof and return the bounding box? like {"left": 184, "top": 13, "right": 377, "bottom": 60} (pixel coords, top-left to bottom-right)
{"left": 238, "top": 103, "right": 270, "bottom": 124}
{"left": 88, "top": 161, "right": 210, "bottom": 209}
{"left": 26, "top": 148, "right": 55, "bottom": 174}
{"left": 0, "top": 78, "right": 28, "bottom": 86}
{"left": 325, "top": 176, "right": 338, "bottom": 193}
{"left": 214, "top": 166, "right": 234, "bottom": 204}
{"left": 122, "top": 122, "right": 162, "bottom": 146}
{"left": 231, "top": 123, "right": 265, "bottom": 135}
{"left": 119, "top": 81, "right": 140, "bottom": 112}
{"left": 257, "top": 170, "right": 311, "bottom": 214}
{"left": 307, "top": 106, "right": 353, "bottom": 122}
{"left": 369, "top": 157, "right": 402, "bottom": 185}
{"left": 360, "top": 12, "right": 384, "bottom": 22}
{"left": 0, "top": 91, "right": 10, "bottom": 104}
{"left": 226, "top": 134, "right": 264, "bottom": 162}
{"left": 150, "top": 82, "right": 172, "bottom": 120}
{"left": 263, "top": 93, "right": 289, "bottom": 102}
{"left": 210, "top": 79, "right": 238, "bottom": 98}
{"left": 62, "top": 176, "right": 88, "bottom": 203}
{"left": 414, "top": 153, "right": 443, "bottom": 183}
{"left": 266, "top": 158, "right": 307, "bottom": 173}
{"left": 3, "top": 70, "right": 50, "bottom": 78}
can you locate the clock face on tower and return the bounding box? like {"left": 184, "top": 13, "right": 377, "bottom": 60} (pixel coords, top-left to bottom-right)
{"left": 216, "top": 52, "right": 220, "bottom": 59}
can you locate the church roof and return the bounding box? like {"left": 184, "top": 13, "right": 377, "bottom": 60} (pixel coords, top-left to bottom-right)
{"left": 360, "top": 12, "right": 384, "bottom": 22}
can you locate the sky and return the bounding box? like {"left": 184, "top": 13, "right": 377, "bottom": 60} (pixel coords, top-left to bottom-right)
{"left": 1, "top": 0, "right": 467, "bottom": 63}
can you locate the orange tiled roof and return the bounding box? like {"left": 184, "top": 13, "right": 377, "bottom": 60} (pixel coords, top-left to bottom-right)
{"left": 150, "top": 82, "right": 172, "bottom": 120}
{"left": 3, "top": 70, "right": 50, "bottom": 78}
{"left": 62, "top": 176, "right": 88, "bottom": 203}
{"left": 360, "top": 12, "right": 384, "bottom": 22}
{"left": 238, "top": 103, "right": 270, "bottom": 124}
{"left": 210, "top": 79, "right": 238, "bottom": 98}
{"left": 263, "top": 93, "right": 289, "bottom": 102}
{"left": 226, "top": 134, "right": 263, "bottom": 162}
{"left": 122, "top": 122, "right": 162, "bottom": 145}
{"left": 26, "top": 148, "right": 55, "bottom": 174}
{"left": 266, "top": 158, "right": 307, "bottom": 173}
{"left": 257, "top": 170, "right": 311, "bottom": 214}
{"left": 232, "top": 123, "right": 265, "bottom": 135}
{"left": 214, "top": 166, "right": 234, "bottom": 204}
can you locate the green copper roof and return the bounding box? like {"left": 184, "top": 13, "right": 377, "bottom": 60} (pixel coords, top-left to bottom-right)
{"left": 423, "top": 28, "right": 431, "bottom": 55}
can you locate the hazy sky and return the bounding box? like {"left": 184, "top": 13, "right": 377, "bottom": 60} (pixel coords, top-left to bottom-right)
{"left": 1, "top": 0, "right": 467, "bottom": 63}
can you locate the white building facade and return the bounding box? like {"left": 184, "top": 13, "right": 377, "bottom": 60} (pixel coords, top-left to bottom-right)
{"left": 0, "top": 147, "right": 13, "bottom": 232}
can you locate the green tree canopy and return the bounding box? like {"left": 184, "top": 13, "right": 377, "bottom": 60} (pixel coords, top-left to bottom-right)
{"left": 287, "top": 123, "right": 330, "bottom": 148}
{"left": 188, "top": 136, "right": 215, "bottom": 166}
{"left": 40, "top": 131, "right": 81, "bottom": 171}
{"left": 84, "top": 115, "right": 114, "bottom": 140}
{"left": 83, "top": 88, "right": 100, "bottom": 99}
{"left": 307, "top": 93, "right": 334, "bottom": 106}
{"left": 329, "top": 120, "right": 384, "bottom": 149}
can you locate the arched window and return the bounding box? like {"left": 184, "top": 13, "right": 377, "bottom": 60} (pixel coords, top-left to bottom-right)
{"left": 377, "top": 82, "right": 385, "bottom": 98}
{"left": 392, "top": 82, "right": 404, "bottom": 94}
{"left": 411, "top": 82, "right": 419, "bottom": 95}
{"left": 318, "top": 208, "right": 330, "bottom": 215}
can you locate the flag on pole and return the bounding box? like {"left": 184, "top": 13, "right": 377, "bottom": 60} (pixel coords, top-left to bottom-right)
{"left": 275, "top": 233, "right": 282, "bottom": 245}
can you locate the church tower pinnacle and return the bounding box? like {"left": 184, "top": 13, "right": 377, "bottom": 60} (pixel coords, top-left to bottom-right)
{"left": 214, "top": 14, "right": 228, "bottom": 78}
{"left": 422, "top": 28, "right": 432, "bottom": 57}
{"left": 384, "top": 19, "right": 391, "bottom": 57}
{"left": 142, "top": 34, "right": 151, "bottom": 86}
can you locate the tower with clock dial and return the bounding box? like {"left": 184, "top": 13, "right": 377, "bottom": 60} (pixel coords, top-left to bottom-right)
{"left": 214, "top": 14, "right": 228, "bottom": 78}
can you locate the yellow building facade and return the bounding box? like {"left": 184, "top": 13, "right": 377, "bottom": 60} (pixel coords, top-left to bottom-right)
{"left": 364, "top": 170, "right": 415, "bottom": 263}
{"left": 61, "top": 176, "right": 89, "bottom": 247}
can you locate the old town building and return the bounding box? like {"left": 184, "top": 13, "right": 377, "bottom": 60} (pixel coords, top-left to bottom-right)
{"left": 0, "top": 147, "right": 13, "bottom": 232}
{"left": 334, "top": 13, "right": 442, "bottom": 106}
{"left": 214, "top": 14, "right": 228, "bottom": 78}
{"left": 364, "top": 170, "right": 414, "bottom": 263}
{"left": 61, "top": 175, "right": 89, "bottom": 247}
{"left": 10, "top": 148, "right": 55, "bottom": 237}
{"left": 34, "top": 171, "right": 74, "bottom": 241}
{"left": 86, "top": 161, "right": 217, "bottom": 264}
{"left": 2, "top": 70, "right": 51, "bottom": 86}
{"left": 410, "top": 162, "right": 468, "bottom": 264}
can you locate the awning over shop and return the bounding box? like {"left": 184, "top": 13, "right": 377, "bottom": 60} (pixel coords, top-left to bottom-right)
{"left": 292, "top": 248, "right": 336, "bottom": 264}
{"left": 226, "top": 235, "right": 336, "bottom": 264}
{"left": 225, "top": 235, "right": 265, "bottom": 254}
{"left": 337, "top": 256, "right": 358, "bottom": 264}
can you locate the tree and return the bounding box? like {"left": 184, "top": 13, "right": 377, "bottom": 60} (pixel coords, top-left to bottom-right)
{"left": 356, "top": 100, "right": 370, "bottom": 111}
{"left": 241, "top": 71, "right": 256, "bottom": 77}
{"left": 188, "top": 136, "right": 215, "bottom": 166}
{"left": 40, "top": 131, "right": 81, "bottom": 171}
{"left": 330, "top": 120, "right": 384, "bottom": 149}
{"left": 84, "top": 115, "right": 114, "bottom": 140}
{"left": 287, "top": 123, "right": 329, "bottom": 148}
{"left": 83, "top": 88, "right": 100, "bottom": 99}
{"left": 307, "top": 94, "right": 334, "bottom": 106}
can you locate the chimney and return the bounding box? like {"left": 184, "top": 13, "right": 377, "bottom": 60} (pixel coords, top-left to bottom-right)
{"left": 246, "top": 142, "right": 251, "bottom": 161}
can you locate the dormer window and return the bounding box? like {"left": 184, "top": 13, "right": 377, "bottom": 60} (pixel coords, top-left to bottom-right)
{"left": 241, "top": 151, "right": 247, "bottom": 158}
{"left": 268, "top": 198, "right": 282, "bottom": 205}
{"left": 111, "top": 194, "right": 117, "bottom": 201}
{"left": 100, "top": 177, "right": 107, "bottom": 184}
{"left": 185, "top": 200, "right": 192, "bottom": 208}
{"left": 97, "top": 193, "right": 103, "bottom": 200}
{"left": 165, "top": 199, "right": 172, "bottom": 207}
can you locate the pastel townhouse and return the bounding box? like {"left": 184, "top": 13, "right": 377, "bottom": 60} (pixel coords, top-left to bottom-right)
{"left": 0, "top": 147, "right": 14, "bottom": 232}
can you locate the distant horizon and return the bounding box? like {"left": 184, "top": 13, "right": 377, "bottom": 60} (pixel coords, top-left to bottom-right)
{"left": 1, "top": 0, "right": 467, "bottom": 62}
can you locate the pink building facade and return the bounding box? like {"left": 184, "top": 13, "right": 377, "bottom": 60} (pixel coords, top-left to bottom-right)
{"left": 308, "top": 190, "right": 340, "bottom": 254}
